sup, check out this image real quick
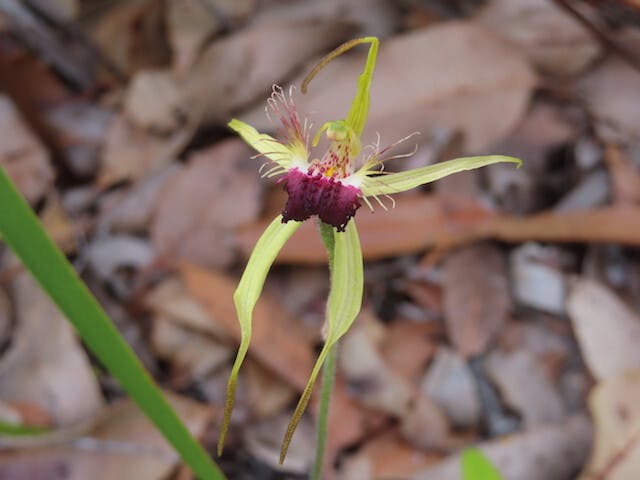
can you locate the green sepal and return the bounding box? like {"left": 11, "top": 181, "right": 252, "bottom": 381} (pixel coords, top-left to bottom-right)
{"left": 280, "top": 220, "right": 363, "bottom": 464}
{"left": 302, "top": 37, "right": 379, "bottom": 136}
{"left": 218, "top": 215, "right": 301, "bottom": 456}
{"left": 345, "top": 37, "right": 378, "bottom": 136}
{"left": 462, "top": 448, "right": 503, "bottom": 480}
{"left": 228, "top": 118, "right": 304, "bottom": 168}
{"left": 360, "top": 155, "right": 522, "bottom": 197}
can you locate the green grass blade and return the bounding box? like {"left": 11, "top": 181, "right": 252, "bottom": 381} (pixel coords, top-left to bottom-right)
{"left": 0, "top": 420, "right": 50, "bottom": 436}
{"left": 462, "top": 448, "right": 503, "bottom": 480}
{"left": 0, "top": 166, "right": 225, "bottom": 480}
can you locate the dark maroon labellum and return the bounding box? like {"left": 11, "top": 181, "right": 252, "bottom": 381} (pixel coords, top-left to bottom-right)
{"left": 280, "top": 168, "right": 361, "bottom": 232}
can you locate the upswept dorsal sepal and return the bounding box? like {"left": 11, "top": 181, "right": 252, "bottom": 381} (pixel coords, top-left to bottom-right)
{"left": 302, "top": 37, "right": 379, "bottom": 136}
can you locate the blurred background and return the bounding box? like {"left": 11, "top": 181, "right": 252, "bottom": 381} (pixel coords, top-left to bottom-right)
{"left": 1, "top": 0, "right": 640, "bottom": 478}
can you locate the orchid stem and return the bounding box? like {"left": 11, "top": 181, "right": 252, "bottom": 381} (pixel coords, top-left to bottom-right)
{"left": 312, "top": 343, "right": 337, "bottom": 480}
{"left": 312, "top": 221, "right": 338, "bottom": 479}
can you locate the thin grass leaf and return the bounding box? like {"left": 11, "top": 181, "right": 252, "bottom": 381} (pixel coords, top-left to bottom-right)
{"left": 0, "top": 166, "right": 226, "bottom": 480}
{"left": 462, "top": 448, "right": 503, "bottom": 480}
{"left": 0, "top": 420, "right": 49, "bottom": 436}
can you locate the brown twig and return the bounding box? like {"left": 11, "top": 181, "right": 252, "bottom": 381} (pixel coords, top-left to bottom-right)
{"left": 552, "top": 0, "right": 640, "bottom": 74}
{"left": 23, "top": 0, "right": 126, "bottom": 84}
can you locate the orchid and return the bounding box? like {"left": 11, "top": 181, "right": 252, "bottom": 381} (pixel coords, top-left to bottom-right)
{"left": 218, "top": 37, "right": 521, "bottom": 464}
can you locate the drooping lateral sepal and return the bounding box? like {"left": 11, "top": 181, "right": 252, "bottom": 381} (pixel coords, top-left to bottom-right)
{"left": 280, "top": 220, "right": 363, "bottom": 464}
{"left": 360, "top": 155, "right": 522, "bottom": 197}
{"left": 217, "top": 215, "right": 302, "bottom": 456}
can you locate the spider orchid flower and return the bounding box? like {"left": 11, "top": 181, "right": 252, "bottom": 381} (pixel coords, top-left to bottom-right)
{"left": 218, "top": 37, "right": 521, "bottom": 462}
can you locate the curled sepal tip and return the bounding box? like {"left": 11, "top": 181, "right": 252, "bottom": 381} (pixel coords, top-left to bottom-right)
{"left": 360, "top": 155, "right": 523, "bottom": 197}
{"left": 302, "top": 37, "right": 379, "bottom": 136}
{"left": 218, "top": 215, "right": 301, "bottom": 456}
{"left": 280, "top": 220, "right": 363, "bottom": 464}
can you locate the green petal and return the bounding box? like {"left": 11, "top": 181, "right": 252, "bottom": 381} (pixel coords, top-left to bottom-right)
{"left": 228, "top": 118, "right": 300, "bottom": 168}
{"left": 280, "top": 220, "right": 363, "bottom": 464}
{"left": 360, "top": 155, "right": 522, "bottom": 197}
{"left": 462, "top": 448, "right": 503, "bottom": 480}
{"left": 218, "top": 215, "right": 301, "bottom": 456}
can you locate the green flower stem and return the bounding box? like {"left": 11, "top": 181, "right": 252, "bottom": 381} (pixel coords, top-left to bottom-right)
{"left": 0, "top": 166, "right": 226, "bottom": 480}
{"left": 312, "top": 343, "right": 337, "bottom": 480}
{"left": 312, "top": 221, "right": 338, "bottom": 479}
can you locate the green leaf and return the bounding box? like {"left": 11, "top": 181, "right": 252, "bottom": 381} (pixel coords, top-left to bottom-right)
{"left": 0, "top": 420, "right": 49, "bottom": 436}
{"left": 218, "top": 215, "right": 301, "bottom": 455}
{"left": 361, "top": 155, "right": 522, "bottom": 197}
{"left": 280, "top": 220, "right": 363, "bottom": 464}
{"left": 462, "top": 448, "right": 503, "bottom": 480}
{"left": 0, "top": 166, "right": 226, "bottom": 480}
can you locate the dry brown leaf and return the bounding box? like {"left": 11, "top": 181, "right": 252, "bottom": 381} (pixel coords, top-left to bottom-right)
{"left": 442, "top": 243, "right": 510, "bottom": 357}
{"left": 44, "top": 101, "right": 113, "bottom": 178}
{"left": 485, "top": 349, "right": 566, "bottom": 427}
{"left": 29, "top": 0, "right": 79, "bottom": 20}
{"left": 253, "top": 0, "right": 400, "bottom": 39}
{"left": 322, "top": 377, "right": 368, "bottom": 467}
{"left": 181, "top": 18, "right": 352, "bottom": 125}
{"left": 340, "top": 322, "right": 414, "bottom": 417}
{"left": 510, "top": 243, "right": 567, "bottom": 314}
{"left": 0, "top": 393, "right": 213, "bottom": 480}
{"left": 241, "top": 21, "right": 536, "bottom": 154}
{"left": 339, "top": 320, "right": 452, "bottom": 450}
{"left": 578, "top": 59, "right": 640, "bottom": 143}
{"left": 179, "top": 262, "right": 315, "bottom": 391}
{"left": 410, "top": 415, "right": 591, "bottom": 480}
{"left": 90, "top": 0, "right": 171, "bottom": 75}
{"left": 244, "top": 413, "right": 315, "bottom": 474}
{"left": 580, "top": 369, "right": 640, "bottom": 480}
{"left": 0, "top": 94, "right": 54, "bottom": 205}
{"left": 144, "top": 277, "right": 231, "bottom": 341}
{"left": 150, "top": 316, "right": 232, "bottom": 387}
{"left": 605, "top": 143, "right": 640, "bottom": 205}
{"left": 123, "top": 70, "right": 184, "bottom": 133}
{"left": 567, "top": 278, "right": 640, "bottom": 381}
{"left": 421, "top": 347, "right": 481, "bottom": 429}
{"left": 166, "top": 0, "right": 255, "bottom": 75}
{"left": 40, "top": 195, "right": 77, "bottom": 254}
{"left": 98, "top": 113, "right": 193, "bottom": 186}
{"left": 487, "top": 100, "right": 577, "bottom": 212}
{"left": 340, "top": 429, "right": 440, "bottom": 480}
{"left": 379, "top": 319, "right": 436, "bottom": 383}
{"left": 98, "top": 165, "right": 180, "bottom": 234}
{"left": 476, "top": 0, "right": 601, "bottom": 75}
{"left": 244, "top": 359, "right": 296, "bottom": 419}
{"left": 85, "top": 235, "right": 154, "bottom": 295}
{"left": 151, "top": 139, "right": 262, "bottom": 268}
{"left": 0, "top": 265, "right": 103, "bottom": 426}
